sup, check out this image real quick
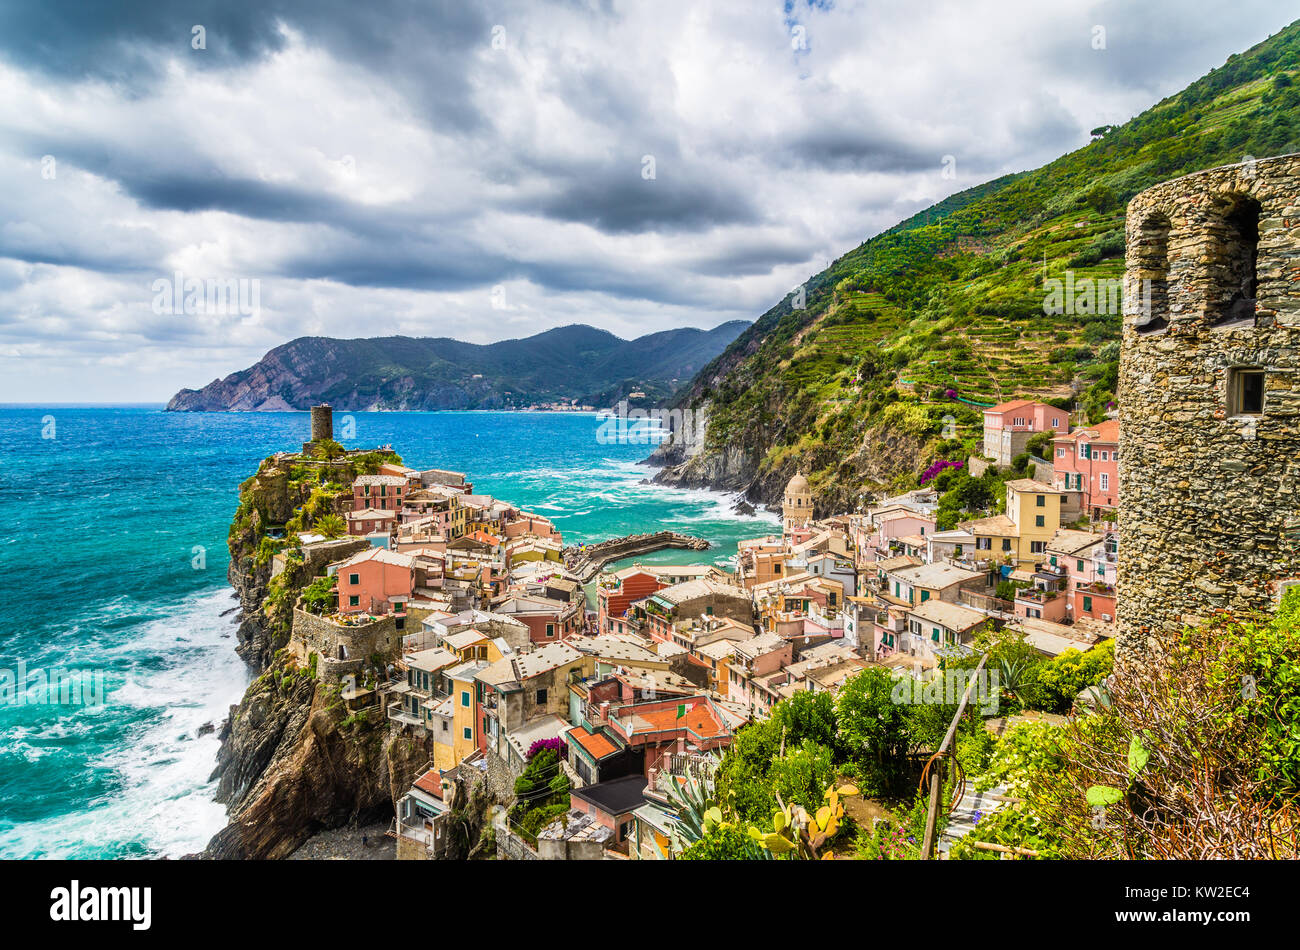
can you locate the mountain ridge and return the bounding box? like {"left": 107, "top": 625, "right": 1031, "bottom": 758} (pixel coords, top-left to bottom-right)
{"left": 166, "top": 320, "right": 750, "bottom": 411}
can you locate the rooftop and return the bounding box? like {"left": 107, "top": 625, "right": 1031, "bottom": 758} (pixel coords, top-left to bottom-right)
{"left": 1004, "top": 478, "right": 1061, "bottom": 494}
{"left": 960, "top": 514, "right": 1018, "bottom": 537}
{"left": 567, "top": 723, "right": 619, "bottom": 760}
{"left": 890, "top": 562, "right": 985, "bottom": 589}
{"left": 650, "top": 578, "right": 751, "bottom": 606}
{"left": 907, "top": 600, "right": 987, "bottom": 632}
{"left": 570, "top": 775, "right": 649, "bottom": 816}
{"left": 1056, "top": 418, "right": 1119, "bottom": 444}
{"left": 336, "top": 546, "right": 415, "bottom": 569}
{"left": 1045, "top": 528, "right": 1106, "bottom": 557}
{"left": 354, "top": 474, "right": 409, "bottom": 487}
{"left": 407, "top": 647, "right": 460, "bottom": 673}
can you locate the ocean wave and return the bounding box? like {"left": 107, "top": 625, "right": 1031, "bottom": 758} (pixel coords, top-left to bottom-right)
{"left": 0, "top": 588, "right": 249, "bottom": 859}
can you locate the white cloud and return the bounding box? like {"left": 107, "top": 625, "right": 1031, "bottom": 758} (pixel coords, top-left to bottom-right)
{"left": 0, "top": 0, "right": 1292, "bottom": 400}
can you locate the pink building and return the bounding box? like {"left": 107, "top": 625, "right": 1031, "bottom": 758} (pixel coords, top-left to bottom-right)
{"left": 353, "top": 474, "right": 409, "bottom": 512}
{"left": 346, "top": 508, "right": 397, "bottom": 537}
{"left": 503, "top": 514, "right": 561, "bottom": 542}
{"left": 726, "top": 632, "right": 794, "bottom": 717}
{"left": 492, "top": 593, "right": 583, "bottom": 643}
{"left": 335, "top": 547, "right": 416, "bottom": 614}
{"left": 1052, "top": 419, "right": 1119, "bottom": 518}
{"left": 858, "top": 506, "right": 937, "bottom": 563}
{"left": 1045, "top": 528, "right": 1119, "bottom": 624}
{"left": 982, "top": 400, "right": 1070, "bottom": 467}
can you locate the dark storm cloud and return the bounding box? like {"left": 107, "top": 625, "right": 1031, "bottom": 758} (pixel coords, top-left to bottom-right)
{"left": 0, "top": 0, "right": 493, "bottom": 130}
{"left": 532, "top": 161, "right": 761, "bottom": 233}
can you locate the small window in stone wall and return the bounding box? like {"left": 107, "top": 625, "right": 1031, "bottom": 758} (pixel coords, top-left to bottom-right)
{"left": 1134, "top": 212, "right": 1171, "bottom": 334}
{"left": 1211, "top": 195, "right": 1261, "bottom": 327}
{"left": 1228, "top": 367, "right": 1266, "bottom": 416}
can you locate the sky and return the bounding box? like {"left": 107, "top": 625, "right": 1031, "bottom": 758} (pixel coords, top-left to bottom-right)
{"left": 0, "top": 0, "right": 1295, "bottom": 402}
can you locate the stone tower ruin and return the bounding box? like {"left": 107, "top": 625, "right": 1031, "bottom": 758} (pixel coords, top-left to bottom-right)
{"left": 311, "top": 404, "right": 334, "bottom": 443}
{"left": 1117, "top": 154, "right": 1300, "bottom": 651}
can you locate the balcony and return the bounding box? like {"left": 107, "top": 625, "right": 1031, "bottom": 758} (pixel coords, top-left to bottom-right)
{"left": 1078, "top": 580, "right": 1116, "bottom": 597}
{"left": 1016, "top": 587, "right": 1062, "bottom": 606}
{"left": 387, "top": 701, "right": 423, "bottom": 728}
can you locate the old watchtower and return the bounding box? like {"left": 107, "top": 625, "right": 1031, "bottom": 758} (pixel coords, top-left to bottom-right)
{"left": 1118, "top": 154, "right": 1300, "bottom": 651}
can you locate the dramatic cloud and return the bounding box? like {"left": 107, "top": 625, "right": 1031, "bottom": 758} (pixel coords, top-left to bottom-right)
{"left": 0, "top": 0, "right": 1293, "bottom": 400}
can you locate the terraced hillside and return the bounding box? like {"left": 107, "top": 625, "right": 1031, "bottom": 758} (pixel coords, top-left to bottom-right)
{"left": 653, "top": 20, "right": 1300, "bottom": 513}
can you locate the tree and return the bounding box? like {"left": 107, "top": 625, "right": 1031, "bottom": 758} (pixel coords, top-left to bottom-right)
{"left": 315, "top": 513, "right": 346, "bottom": 539}
{"left": 679, "top": 824, "right": 764, "bottom": 860}
{"left": 300, "top": 575, "right": 336, "bottom": 615}
{"left": 312, "top": 438, "right": 345, "bottom": 460}
{"left": 715, "top": 720, "right": 782, "bottom": 824}
{"left": 835, "top": 668, "right": 912, "bottom": 792}
{"left": 771, "top": 690, "right": 839, "bottom": 753}
{"left": 1035, "top": 639, "right": 1115, "bottom": 713}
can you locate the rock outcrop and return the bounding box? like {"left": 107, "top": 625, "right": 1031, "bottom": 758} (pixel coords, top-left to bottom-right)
{"left": 205, "top": 660, "right": 431, "bottom": 859}
{"left": 202, "top": 447, "right": 427, "bottom": 859}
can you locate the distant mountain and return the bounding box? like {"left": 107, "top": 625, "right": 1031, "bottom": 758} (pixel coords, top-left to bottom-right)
{"left": 165, "top": 322, "right": 749, "bottom": 411}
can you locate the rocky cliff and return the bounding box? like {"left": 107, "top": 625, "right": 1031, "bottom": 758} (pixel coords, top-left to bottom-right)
{"left": 202, "top": 448, "right": 433, "bottom": 859}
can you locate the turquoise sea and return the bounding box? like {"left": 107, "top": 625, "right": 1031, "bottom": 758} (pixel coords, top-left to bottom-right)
{"left": 0, "top": 406, "right": 775, "bottom": 858}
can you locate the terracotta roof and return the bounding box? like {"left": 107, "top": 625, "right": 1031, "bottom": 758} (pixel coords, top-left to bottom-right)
{"left": 1054, "top": 418, "right": 1118, "bottom": 443}
{"left": 984, "top": 399, "right": 1039, "bottom": 414}
{"left": 413, "top": 770, "right": 443, "bottom": 797}
{"left": 568, "top": 724, "right": 619, "bottom": 760}
{"left": 625, "top": 700, "right": 728, "bottom": 740}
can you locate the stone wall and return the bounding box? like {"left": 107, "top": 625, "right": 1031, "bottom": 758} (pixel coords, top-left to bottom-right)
{"left": 290, "top": 608, "right": 403, "bottom": 682}
{"left": 1118, "top": 154, "right": 1300, "bottom": 650}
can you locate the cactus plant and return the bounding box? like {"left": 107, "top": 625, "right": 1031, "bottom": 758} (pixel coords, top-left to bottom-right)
{"left": 748, "top": 782, "right": 860, "bottom": 859}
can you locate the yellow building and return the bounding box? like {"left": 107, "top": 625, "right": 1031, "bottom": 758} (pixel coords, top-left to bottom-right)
{"left": 445, "top": 659, "right": 488, "bottom": 765}
{"left": 449, "top": 494, "right": 468, "bottom": 539}
{"left": 961, "top": 479, "right": 1063, "bottom": 567}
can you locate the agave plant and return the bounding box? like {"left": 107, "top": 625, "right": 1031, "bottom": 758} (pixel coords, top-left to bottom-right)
{"left": 664, "top": 758, "right": 724, "bottom": 850}
{"left": 999, "top": 656, "right": 1036, "bottom": 707}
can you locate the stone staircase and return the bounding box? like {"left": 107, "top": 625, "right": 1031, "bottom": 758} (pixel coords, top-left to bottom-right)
{"left": 937, "top": 780, "right": 1010, "bottom": 856}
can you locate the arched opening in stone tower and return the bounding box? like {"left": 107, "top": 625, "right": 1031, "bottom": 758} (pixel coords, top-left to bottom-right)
{"left": 1133, "top": 212, "right": 1170, "bottom": 334}
{"left": 1209, "top": 193, "right": 1261, "bottom": 328}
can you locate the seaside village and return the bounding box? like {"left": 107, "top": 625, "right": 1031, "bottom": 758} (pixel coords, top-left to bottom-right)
{"left": 278, "top": 402, "right": 1118, "bottom": 860}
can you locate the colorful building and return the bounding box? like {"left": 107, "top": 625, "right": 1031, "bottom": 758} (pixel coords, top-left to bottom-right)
{"left": 1052, "top": 419, "right": 1119, "bottom": 519}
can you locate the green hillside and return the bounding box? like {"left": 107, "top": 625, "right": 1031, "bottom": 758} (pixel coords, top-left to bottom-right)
{"left": 667, "top": 20, "right": 1300, "bottom": 511}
